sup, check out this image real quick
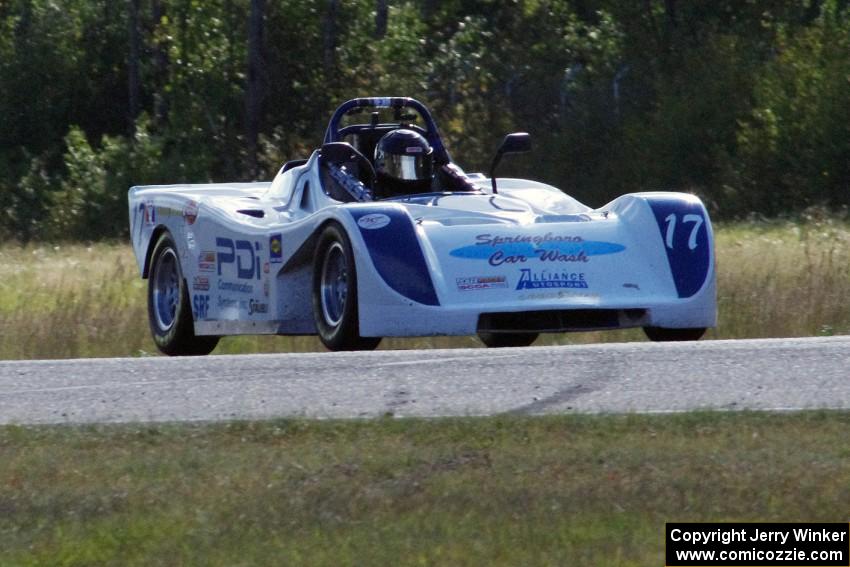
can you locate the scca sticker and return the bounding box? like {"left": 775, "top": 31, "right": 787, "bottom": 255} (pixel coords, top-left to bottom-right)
{"left": 357, "top": 213, "right": 391, "bottom": 230}
{"left": 456, "top": 275, "right": 508, "bottom": 291}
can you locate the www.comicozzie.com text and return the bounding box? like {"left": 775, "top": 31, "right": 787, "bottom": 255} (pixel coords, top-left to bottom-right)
{"left": 670, "top": 527, "right": 847, "bottom": 546}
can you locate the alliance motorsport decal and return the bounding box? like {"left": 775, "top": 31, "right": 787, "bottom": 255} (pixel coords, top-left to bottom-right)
{"left": 516, "top": 269, "right": 587, "bottom": 290}
{"left": 449, "top": 233, "right": 625, "bottom": 266}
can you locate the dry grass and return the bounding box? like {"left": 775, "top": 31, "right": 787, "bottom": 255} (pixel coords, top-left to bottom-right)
{"left": 1, "top": 216, "right": 850, "bottom": 359}
{"left": 714, "top": 215, "right": 850, "bottom": 338}
{"left": 1, "top": 412, "right": 849, "bottom": 566}
{"left": 0, "top": 243, "right": 150, "bottom": 359}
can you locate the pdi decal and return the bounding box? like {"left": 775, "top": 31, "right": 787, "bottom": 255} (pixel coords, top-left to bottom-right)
{"left": 216, "top": 237, "right": 261, "bottom": 280}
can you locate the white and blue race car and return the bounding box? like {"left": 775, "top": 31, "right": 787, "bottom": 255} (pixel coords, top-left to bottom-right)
{"left": 129, "top": 97, "right": 716, "bottom": 355}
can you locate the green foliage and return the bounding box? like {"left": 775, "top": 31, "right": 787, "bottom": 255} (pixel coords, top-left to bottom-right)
{"left": 0, "top": 0, "right": 849, "bottom": 240}
{"left": 736, "top": 1, "right": 850, "bottom": 215}
{"left": 0, "top": 156, "right": 55, "bottom": 242}
{"left": 50, "top": 120, "right": 165, "bottom": 240}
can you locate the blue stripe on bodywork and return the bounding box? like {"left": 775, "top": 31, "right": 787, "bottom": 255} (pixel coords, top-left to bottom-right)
{"left": 349, "top": 207, "right": 440, "bottom": 306}
{"left": 647, "top": 197, "right": 711, "bottom": 298}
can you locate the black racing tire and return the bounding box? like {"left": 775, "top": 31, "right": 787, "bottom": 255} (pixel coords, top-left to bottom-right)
{"left": 147, "top": 232, "right": 220, "bottom": 356}
{"left": 312, "top": 223, "right": 382, "bottom": 351}
{"left": 478, "top": 332, "right": 539, "bottom": 348}
{"left": 643, "top": 326, "right": 706, "bottom": 342}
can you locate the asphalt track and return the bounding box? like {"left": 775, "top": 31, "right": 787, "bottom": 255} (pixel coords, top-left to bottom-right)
{"left": 1, "top": 336, "right": 850, "bottom": 425}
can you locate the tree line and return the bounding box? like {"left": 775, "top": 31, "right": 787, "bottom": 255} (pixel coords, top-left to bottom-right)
{"left": 1, "top": 0, "right": 848, "bottom": 241}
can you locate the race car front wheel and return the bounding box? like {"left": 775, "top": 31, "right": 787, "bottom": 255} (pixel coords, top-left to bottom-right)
{"left": 643, "top": 327, "right": 706, "bottom": 342}
{"left": 148, "top": 232, "right": 219, "bottom": 356}
{"left": 478, "top": 332, "right": 539, "bottom": 348}
{"left": 312, "top": 223, "right": 382, "bottom": 351}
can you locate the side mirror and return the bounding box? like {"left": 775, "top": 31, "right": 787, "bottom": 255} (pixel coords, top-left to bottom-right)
{"left": 489, "top": 132, "right": 531, "bottom": 194}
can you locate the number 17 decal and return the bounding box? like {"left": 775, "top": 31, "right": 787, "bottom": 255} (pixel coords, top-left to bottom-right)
{"left": 664, "top": 213, "right": 703, "bottom": 250}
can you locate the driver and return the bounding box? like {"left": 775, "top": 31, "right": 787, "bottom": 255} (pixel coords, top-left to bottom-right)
{"left": 373, "top": 129, "right": 434, "bottom": 198}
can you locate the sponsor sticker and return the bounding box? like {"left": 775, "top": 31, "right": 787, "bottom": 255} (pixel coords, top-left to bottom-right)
{"left": 248, "top": 299, "right": 269, "bottom": 315}
{"left": 450, "top": 232, "right": 625, "bottom": 267}
{"left": 476, "top": 233, "right": 584, "bottom": 247}
{"left": 218, "top": 281, "right": 253, "bottom": 294}
{"left": 456, "top": 275, "right": 508, "bottom": 291}
{"left": 142, "top": 200, "right": 156, "bottom": 226}
{"left": 193, "top": 276, "right": 210, "bottom": 291}
{"left": 516, "top": 268, "right": 588, "bottom": 290}
{"left": 269, "top": 234, "right": 283, "bottom": 263}
{"left": 183, "top": 201, "right": 199, "bottom": 225}
{"left": 198, "top": 251, "right": 216, "bottom": 273}
{"left": 357, "top": 213, "right": 391, "bottom": 230}
{"left": 156, "top": 206, "right": 181, "bottom": 219}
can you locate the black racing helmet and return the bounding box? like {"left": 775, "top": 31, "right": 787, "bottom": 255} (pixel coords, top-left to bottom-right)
{"left": 374, "top": 129, "right": 434, "bottom": 197}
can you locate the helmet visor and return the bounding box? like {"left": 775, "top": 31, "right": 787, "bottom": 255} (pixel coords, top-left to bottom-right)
{"left": 381, "top": 151, "right": 434, "bottom": 181}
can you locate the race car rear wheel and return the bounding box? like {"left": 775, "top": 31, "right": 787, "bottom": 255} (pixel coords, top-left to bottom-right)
{"left": 643, "top": 327, "right": 706, "bottom": 342}
{"left": 148, "top": 232, "right": 219, "bottom": 356}
{"left": 477, "top": 332, "right": 539, "bottom": 348}
{"left": 312, "top": 224, "right": 382, "bottom": 351}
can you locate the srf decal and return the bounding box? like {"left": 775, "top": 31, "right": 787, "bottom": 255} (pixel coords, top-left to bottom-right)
{"left": 192, "top": 294, "right": 210, "bottom": 320}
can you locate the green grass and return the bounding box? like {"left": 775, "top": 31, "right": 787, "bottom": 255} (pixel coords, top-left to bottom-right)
{"left": 1, "top": 412, "right": 849, "bottom": 566}
{"left": 2, "top": 216, "right": 850, "bottom": 359}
